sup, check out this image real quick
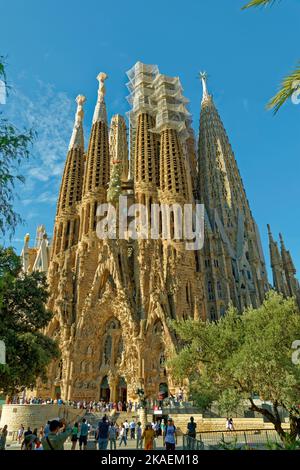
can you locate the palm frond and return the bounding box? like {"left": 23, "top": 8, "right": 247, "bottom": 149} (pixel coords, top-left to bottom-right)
{"left": 242, "top": 0, "right": 278, "bottom": 9}
{"left": 267, "top": 65, "right": 300, "bottom": 113}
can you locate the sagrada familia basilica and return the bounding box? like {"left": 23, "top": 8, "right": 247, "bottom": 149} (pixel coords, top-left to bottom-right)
{"left": 21, "top": 62, "right": 300, "bottom": 403}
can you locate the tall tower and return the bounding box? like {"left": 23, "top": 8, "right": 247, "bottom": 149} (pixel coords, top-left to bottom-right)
{"left": 127, "top": 62, "right": 159, "bottom": 206}
{"left": 268, "top": 225, "right": 289, "bottom": 296}
{"left": 152, "top": 73, "right": 190, "bottom": 205}
{"left": 52, "top": 95, "right": 86, "bottom": 257}
{"left": 198, "top": 73, "right": 268, "bottom": 312}
{"left": 80, "top": 73, "right": 110, "bottom": 240}
{"left": 279, "top": 232, "right": 300, "bottom": 304}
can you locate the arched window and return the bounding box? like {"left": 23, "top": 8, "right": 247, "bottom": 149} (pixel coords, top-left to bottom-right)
{"left": 153, "top": 321, "right": 163, "bottom": 335}
{"left": 159, "top": 354, "right": 166, "bottom": 367}
{"left": 208, "top": 281, "right": 214, "bottom": 301}
{"left": 217, "top": 281, "right": 222, "bottom": 299}
{"left": 210, "top": 308, "right": 217, "bottom": 321}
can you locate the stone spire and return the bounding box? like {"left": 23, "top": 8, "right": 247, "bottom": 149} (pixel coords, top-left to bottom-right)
{"left": 267, "top": 224, "right": 288, "bottom": 296}
{"left": 83, "top": 72, "right": 110, "bottom": 198}
{"left": 80, "top": 73, "right": 110, "bottom": 239}
{"left": 280, "top": 233, "right": 296, "bottom": 274}
{"left": 279, "top": 232, "right": 300, "bottom": 303}
{"left": 69, "top": 95, "right": 86, "bottom": 150}
{"left": 53, "top": 95, "right": 86, "bottom": 255}
{"left": 57, "top": 95, "right": 86, "bottom": 215}
{"left": 198, "top": 76, "right": 269, "bottom": 309}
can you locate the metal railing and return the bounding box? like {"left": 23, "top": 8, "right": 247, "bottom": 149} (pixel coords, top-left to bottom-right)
{"left": 182, "top": 429, "right": 283, "bottom": 450}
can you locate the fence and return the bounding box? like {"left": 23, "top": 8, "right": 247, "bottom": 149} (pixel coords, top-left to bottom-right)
{"left": 182, "top": 429, "right": 283, "bottom": 450}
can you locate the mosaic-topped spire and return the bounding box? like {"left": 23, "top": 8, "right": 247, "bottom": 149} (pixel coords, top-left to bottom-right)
{"left": 92, "top": 72, "right": 108, "bottom": 124}
{"left": 69, "top": 95, "right": 86, "bottom": 150}
{"left": 200, "top": 71, "right": 210, "bottom": 103}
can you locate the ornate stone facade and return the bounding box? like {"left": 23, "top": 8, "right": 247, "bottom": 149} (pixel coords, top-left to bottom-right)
{"left": 22, "top": 62, "right": 299, "bottom": 402}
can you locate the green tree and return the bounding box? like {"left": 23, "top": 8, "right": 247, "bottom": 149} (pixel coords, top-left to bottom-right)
{"left": 169, "top": 291, "right": 300, "bottom": 443}
{"left": 0, "top": 246, "right": 59, "bottom": 396}
{"left": 243, "top": 0, "right": 300, "bottom": 113}
{"left": 0, "top": 56, "right": 35, "bottom": 237}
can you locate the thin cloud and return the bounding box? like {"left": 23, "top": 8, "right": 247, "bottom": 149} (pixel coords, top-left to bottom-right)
{"left": 5, "top": 80, "right": 74, "bottom": 184}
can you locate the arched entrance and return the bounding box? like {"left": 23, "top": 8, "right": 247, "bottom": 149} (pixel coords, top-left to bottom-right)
{"left": 100, "top": 376, "right": 110, "bottom": 401}
{"left": 117, "top": 377, "right": 127, "bottom": 403}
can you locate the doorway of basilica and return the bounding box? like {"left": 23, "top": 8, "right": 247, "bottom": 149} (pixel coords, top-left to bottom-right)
{"left": 100, "top": 376, "right": 110, "bottom": 401}
{"left": 117, "top": 376, "right": 127, "bottom": 402}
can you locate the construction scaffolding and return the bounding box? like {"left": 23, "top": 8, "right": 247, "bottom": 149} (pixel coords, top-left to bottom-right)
{"left": 126, "top": 62, "right": 193, "bottom": 175}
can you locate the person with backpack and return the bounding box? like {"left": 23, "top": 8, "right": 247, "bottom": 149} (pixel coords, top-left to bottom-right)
{"left": 96, "top": 416, "right": 110, "bottom": 450}
{"left": 41, "top": 419, "right": 72, "bottom": 450}
{"left": 108, "top": 422, "right": 117, "bottom": 450}
{"left": 164, "top": 418, "right": 177, "bottom": 451}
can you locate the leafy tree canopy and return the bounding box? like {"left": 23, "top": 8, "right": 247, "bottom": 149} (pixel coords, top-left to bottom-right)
{"left": 169, "top": 291, "right": 300, "bottom": 443}
{"left": 0, "top": 245, "right": 59, "bottom": 396}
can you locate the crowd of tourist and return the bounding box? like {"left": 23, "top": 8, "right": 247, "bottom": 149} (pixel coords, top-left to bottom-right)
{"left": 0, "top": 414, "right": 190, "bottom": 451}
{"left": 6, "top": 387, "right": 187, "bottom": 411}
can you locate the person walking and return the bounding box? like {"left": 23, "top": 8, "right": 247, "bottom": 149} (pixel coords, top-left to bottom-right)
{"left": 17, "top": 425, "right": 24, "bottom": 444}
{"left": 39, "top": 426, "right": 44, "bottom": 441}
{"left": 228, "top": 417, "right": 234, "bottom": 431}
{"left": 41, "top": 419, "right": 72, "bottom": 450}
{"left": 108, "top": 423, "right": 117, "bottom": 450}
{"left": 136, "top": 422, "right": 143, "bottom": 449}
{"left": 142, "top": 424, "right": 155, "bottom": 451}
{"left": 79, "top": 418, "right": 89, "bottom": 450}
{"left": 187, "top": 417, "right": 197, "bottom": 450}
{"left": 161, "top": 419, "right": 166, "bottom": 439}
{"left": 129, "top": 419, "right": 136, "bottom": 439}
{"left": 71, "top": 422, "right": 79, "bottom": 450}
{"left": 119, "top": 424, "right": 127, "bottom": 447}
{"left": 0, "top": 425, "right": 8, "bottom": 450}
{"left": 124, "top": 420, "right": 129, "bottom": 439}
{"left": 44, "top": 421, "right": 50, "bottom": 438}
{"left": 164, "top": 418, "right": 177, "bottom": 451}
{"left": 96, "top": 417, "right": 109, "bottom": 450}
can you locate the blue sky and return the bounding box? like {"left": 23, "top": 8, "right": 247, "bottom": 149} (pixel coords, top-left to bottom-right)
{"left": 0, "top": 0, "right": 299, "bottom": 280}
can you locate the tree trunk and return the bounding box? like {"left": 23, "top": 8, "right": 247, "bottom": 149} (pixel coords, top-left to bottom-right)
{"left": 248, "top": 398, "right": 287, "bottom": 443}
